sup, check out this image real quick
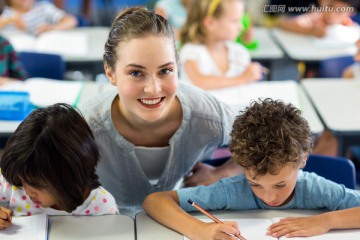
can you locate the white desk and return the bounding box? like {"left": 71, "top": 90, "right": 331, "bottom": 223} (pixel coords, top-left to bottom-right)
{"left": 0, "top": 81, "right": 101, "bottom": 137}
{"left": 301, "top": 79, "right": 360, "bottom": 156}
{"left": 136, "top": 210, "right": 327, "bottom": 240}
{"left": 272, "top": 28, "right": 357, "bottom": 62}
{"left": 250, "top": 27, "right": 284, "bottom": 60}
{"left": 208, "top": 80, "right": 324, "bottom": 134}
{"left": 49, "top": 215, "right": 134, "bottom": 240}
{"left": 2, "top": 27, "right": 109, "bottom": 63}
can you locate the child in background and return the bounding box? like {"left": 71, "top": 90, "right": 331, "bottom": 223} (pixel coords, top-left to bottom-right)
{"left": 0, "top": 0, "right": 77, "bottom": 35}
{"left": 343, "top": 39, "right": 360, "bottom": 78}
{"left": 0, "top": 103, "right": 118, "bottom": 230}
{"left": 144, "top": 98, "right": 360, "bottom": 239}
{"left": 277, "top": 0, "right": 359, "bottom": 38}
{"left": 179, "top": 0, "right": 262, "bottom": 90}
{"left": 0, "top": 35, "right": 28, "bottom": 85}
{"left": 154, "top": 0, "right": 189, "bottom": 41}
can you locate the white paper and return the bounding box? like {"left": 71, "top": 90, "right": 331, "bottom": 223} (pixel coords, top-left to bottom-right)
{"left": 0, "top": 213, "right": 48, "bottom": 240}
{"left": 0, "top": 78, "right": 84, "bottom": 107}
{"left": 312, "top": 24, "right": 360, "bottom": 48}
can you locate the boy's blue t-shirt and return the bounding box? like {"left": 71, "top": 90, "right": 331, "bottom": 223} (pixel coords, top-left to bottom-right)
{"left": 177, "top": 170, "right": 360, "bottom": 212}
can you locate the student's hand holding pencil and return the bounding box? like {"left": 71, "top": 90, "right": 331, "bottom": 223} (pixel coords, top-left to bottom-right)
{"left": 192, "top": 221, "right": 243, "bottom": 240}
{"left": 0, "top": 206, "right": 13, "bottom": 229}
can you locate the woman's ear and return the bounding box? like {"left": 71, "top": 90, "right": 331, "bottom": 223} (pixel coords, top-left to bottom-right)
{"left": 104, "top": 64, "right": 116, "bottom": 86}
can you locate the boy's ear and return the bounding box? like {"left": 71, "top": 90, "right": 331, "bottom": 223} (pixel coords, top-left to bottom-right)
{"left": 300, "top": 155, "right": 308, "bottom": 168}
{"left": 104, "top": 64, "right": 116, "bottom": 86}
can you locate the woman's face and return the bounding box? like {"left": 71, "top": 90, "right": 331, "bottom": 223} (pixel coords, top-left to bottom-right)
{"left": 105, "top": 35, "right": 178, "bottom": 124}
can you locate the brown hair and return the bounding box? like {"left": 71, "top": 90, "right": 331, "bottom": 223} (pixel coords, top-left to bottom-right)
{"left": 104, "top": 6, "right": 177, "bottom": 70}
{"left": 1, "top": 103, "right": 100, "bottom": 212}
{"left": 230, "top": 98, "right": 313, "bottom": 179}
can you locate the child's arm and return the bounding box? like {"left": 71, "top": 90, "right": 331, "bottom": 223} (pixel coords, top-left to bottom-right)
{"left": 143, "top": 191, "right": 241, "bottom": 240}
{"left": 267, "top": 207, "right": 360, "bottom": 238}
{"left": 277, "top": 13, "right": 327, "bottom": 38}
{"left": 35, "top": 14, "right": 78, "bottom": 35}
{"left": 185, "top": 60, "right": 262, "bottom": 90}
{"left": 0, "top": 206, "right": 12, "bottom": 230}
{"left": 0, "top": 14, "right": 26, "bottom": 31}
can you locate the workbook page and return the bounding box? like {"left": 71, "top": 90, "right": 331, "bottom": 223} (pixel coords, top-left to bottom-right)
{"left": 0, "top": 213, "right": 48, "bottom": 240}
{"left": 183, "top": 218, "right": 277, "bottom": 240}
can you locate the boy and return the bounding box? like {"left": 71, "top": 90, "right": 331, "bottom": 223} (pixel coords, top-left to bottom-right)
{"left": 143, "top": 98, "right": 360, "bottom": 239}
{"left": 277, "top": 0, "right": 359, "bottom": 37}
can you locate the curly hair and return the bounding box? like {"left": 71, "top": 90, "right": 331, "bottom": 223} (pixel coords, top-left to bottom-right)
{"left": 230, "top": 98, "right": 313, "bottom": 179}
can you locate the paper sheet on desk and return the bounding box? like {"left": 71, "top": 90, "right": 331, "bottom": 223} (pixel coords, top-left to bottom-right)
{"left": 208, "top": 81, "right": 300, "bottom": 111}
{"left": 0, "top": 78, "right": 84, "bottom": 107}
{"left": 0, "top": 213, "right": 48, "bottom": 240}
{"left": 312, "top": 24, "right": 360, "bottom": 48}
{"left": 183, "top": 218, "right": 277, "bottom": 240}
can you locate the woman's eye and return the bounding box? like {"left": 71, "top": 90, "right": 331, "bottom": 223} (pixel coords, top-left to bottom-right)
{"left": 160, "top": 68, "right": 173, "bottom": 75}
{"left": 130, "top": 71, "right": 142, "bottom": 77}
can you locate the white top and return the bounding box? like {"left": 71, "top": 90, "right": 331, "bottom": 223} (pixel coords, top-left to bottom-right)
{"left": 0, "top": 172, "right": 119, "bottom": 216}
{"left": 179, "top": 41, "right": 251, "bottom": 83}
{"left": 135, "top": 146, "right": 170, "bottom": 185}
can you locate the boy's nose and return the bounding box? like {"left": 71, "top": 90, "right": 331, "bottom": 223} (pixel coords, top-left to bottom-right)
{"left": 262, "top": 192, "right": 277, "bottom": 205}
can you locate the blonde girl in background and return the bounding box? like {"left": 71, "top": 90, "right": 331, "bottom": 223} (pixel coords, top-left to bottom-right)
{"left": 179, "top": 0, "right": 263, "bottom": 90}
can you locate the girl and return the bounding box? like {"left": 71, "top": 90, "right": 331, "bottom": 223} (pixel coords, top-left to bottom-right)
{"left": 179, "top": 0, "right": 263, "bottom": 90}
{"left": 0, "top": 103, "right": 118, "bottom": 230}
{"left": 0, "top": 0, "right": 77, "bottom": 35}
{"left": 81, "top": 6, "right": 242, "bottom": 217}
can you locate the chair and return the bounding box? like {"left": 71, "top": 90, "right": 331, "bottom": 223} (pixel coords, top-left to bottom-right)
{"left": 303, "top": 154, "right": 356, "bottom": 189}
{"left": 18, "top": 51, "right": 66, "bottom": 80}
{"left": 318, "top": 55, "right": 354, "bottom": 78}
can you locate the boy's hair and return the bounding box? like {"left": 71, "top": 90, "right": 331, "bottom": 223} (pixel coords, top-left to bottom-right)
{"left": 0, "top": 103, "right": 100, "bottom": 212}
{"left": 230, "top": 98, "right": 313, "bottom": 179}
{"left": 104, "top": 6, "right": 177, "bottom": 71}
{"left": 180, "top": 0, "right": 243, "bottom": 44}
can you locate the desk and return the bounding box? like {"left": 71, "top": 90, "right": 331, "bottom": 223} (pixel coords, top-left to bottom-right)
{"left": 49, "top": 215, "right": 134, "bottom": 240}
{"left": 0, "top": 81, "right": 100, "bottom": 137}
{"left": 250, "top": 27, "right": 284, "bottom": 60}
{"left": 272, "top": 28, "right": 357, "bottom": 62}
{"left": 136, "top": 210, "right": 326, "bottom": 240}
{"left": 208, "top": 80, "right": 324, "bottom": 134}
{"left": 301, "top": 79, "right": 360, "bottom": 156}
{"left": 2, "top": 27, "right": 109, "bottom": 76}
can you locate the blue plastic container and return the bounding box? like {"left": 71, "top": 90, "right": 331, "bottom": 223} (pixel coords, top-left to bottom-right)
{"left": 0, "top": 91, "right": 32, "bottom": 120}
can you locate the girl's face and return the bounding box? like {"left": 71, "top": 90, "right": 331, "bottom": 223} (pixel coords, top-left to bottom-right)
{"left": 22, "top": 183, "right": 58, "bottom": 209}
{"left": 244, "top": 165, "right": 299, "bottom": 207}
{"left": 9, "top": 0, "right": 33, "bottom": 10}
{"left": 105, "top": 35, "right": 178, "bottom": 124}
{"left": 208, "top": 0, "right": 244, "bottom": 41}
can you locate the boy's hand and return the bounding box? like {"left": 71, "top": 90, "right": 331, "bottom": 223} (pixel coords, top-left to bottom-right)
{"left": 266, "top": 215, "right": 330, "bottom": 238}
{"left": 0, "top": 206, "right": 13, "bottom": 229}
{"left": 194, "top": 221, "right": 241, "bottom": 240}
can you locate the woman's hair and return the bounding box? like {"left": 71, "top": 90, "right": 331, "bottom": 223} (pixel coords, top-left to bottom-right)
{"left": 230, "top": 98, "right": 313, "bottom": 179}
{"left": 104, "top": 6, "right": 177, "bottom": 70}
{"left": 0, "top": 103, "right": 100, "bottom": 212}
{"left": 180, "top": 0, "right": 242, "bottom": 44}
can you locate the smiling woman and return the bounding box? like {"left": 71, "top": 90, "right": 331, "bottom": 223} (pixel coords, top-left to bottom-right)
{"left": 80, "top": 6, "right": 242, "bottom": 217}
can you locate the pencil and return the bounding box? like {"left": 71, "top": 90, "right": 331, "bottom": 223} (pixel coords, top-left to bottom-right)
{"left": 187, "top": 199, "right": 247, "bottom": 240}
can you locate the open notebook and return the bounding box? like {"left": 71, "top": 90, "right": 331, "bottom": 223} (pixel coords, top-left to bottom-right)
{"left": 0, "top": 78, "right": 84, "bottom": 108}
{"left": 0, "top": 213, "right": 48, "bottom": 240}
{"left": 184, "top": 218, "right": 360, "bottom": 240}
{"left": 4, "top": 30, "right": 89, "bottom": 57}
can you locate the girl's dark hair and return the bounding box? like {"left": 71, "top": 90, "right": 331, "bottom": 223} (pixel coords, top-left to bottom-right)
{"left": 104, "top": 6, "right": 177, "bottom": 70}
{"left": 0, "top": 103, "right": 100, "bottom": 212}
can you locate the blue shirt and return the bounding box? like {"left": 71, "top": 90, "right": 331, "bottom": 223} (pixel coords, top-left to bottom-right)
{"left": 178, "top": 170, "right": 360, "bottom": 212}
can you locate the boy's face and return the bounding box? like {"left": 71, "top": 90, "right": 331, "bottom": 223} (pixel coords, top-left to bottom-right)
{"left": 244, "top": 165, "right": 299, "bottom": 207}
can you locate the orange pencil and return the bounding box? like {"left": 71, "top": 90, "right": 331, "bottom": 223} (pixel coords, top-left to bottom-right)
{"left": 188, "top": 199, "right": 247, "bottom": 240}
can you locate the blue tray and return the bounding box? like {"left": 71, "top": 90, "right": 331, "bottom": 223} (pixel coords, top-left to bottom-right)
{"left": 0, "top": 91, "right": 33, "bottom": 120}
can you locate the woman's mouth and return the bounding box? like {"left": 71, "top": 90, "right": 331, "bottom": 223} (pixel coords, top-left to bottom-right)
{"left": 139, "top": 97, "right": 164, "bottom": 108}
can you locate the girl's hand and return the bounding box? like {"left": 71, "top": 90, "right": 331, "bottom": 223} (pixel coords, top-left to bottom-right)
{"left": 240, "top": 62, "right": 263, "bottom": 83}
{"left": 267, "top": 215, "right": 330, "bottom": 238}
{"left": 0, "top": 206, "right": 13, "bottom": 230}
{"left": 193, "top": 221, "right": 241, "bottom": 240}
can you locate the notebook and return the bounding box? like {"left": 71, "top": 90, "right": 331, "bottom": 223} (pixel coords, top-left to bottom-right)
{"left": 183, "top": 218, "right": 360, "bottom": 240}
{"left": 4, "top": 31, "right": 89, "bottom": 57}
{"left": 0, "top": 213, "right": 48, "bottom": 240}
{"left": 0, "top": 78, "right": 84, "bottom": 108}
